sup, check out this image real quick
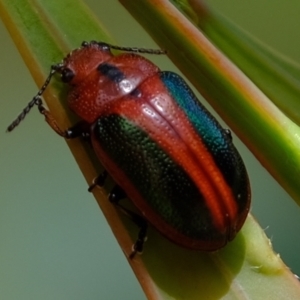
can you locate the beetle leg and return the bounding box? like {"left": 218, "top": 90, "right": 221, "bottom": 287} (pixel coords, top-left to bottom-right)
{"left": 128, "top": 218, "right": 148, "bottom": 259}
{"left": 88, "top": 170, "right": 108, "bottom": 192}
{"left": 116, "top": 203, "right": 148, "bottom": 259}
{"left": 38, "top": 103, "right": 91, "bottom": 141}
{"left": 64, "top": 121, "right": 91, "bottom": 141}
{"left": 108, "top": 185, "right": 127, "bottom": 203}
{"left": 224, "top": 128, "right": 232, "bottom": 140}
{"left": 38, "top": 104, "right": 68, "bottom": 137}
{"left": 109, "top": 185, "right": 148, "bottom": 258}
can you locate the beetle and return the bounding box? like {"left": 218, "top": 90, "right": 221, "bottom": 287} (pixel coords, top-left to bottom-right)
{"left": 7, "top": 41, "right": 251, "bottom": 257}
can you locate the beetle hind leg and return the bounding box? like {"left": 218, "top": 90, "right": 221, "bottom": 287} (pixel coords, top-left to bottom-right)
{"left": 117, "top": 204, "right": 148, "bottom": 259}
{"left": 109, "top": 185, "right": 148, "bottom": 259}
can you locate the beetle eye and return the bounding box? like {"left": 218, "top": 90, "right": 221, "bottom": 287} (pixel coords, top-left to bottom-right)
{"left": 61, "top": 68, "right": 75, "bottom": 83}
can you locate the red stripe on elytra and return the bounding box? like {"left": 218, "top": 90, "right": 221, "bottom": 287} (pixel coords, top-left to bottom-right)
{"left": 109, "top": 76, "right": 238, "bottom": 232}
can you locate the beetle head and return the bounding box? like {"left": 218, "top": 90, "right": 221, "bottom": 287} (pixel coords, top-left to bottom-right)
{"left": 60, "top": 41, "right": 113, "bottom": 86}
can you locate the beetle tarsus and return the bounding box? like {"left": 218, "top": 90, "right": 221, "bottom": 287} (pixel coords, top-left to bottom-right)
{"left": 130, "top": 224, "right": 148, "bottom": 259}
{"left": 88, "top": 170, "right": 108, "bottom": 192}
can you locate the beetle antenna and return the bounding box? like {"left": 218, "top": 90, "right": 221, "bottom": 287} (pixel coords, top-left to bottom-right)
{"left": 86, "top": 41, "right": 167, "bottom": 55}
{"left": 6, "top": 64, "right": 63, "bottom": 132}
{"left": 107, "top": 44, "right": 167, "bottom": 55}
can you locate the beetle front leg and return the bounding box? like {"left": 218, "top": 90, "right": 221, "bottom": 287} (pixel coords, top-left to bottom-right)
{"left": 38, "top": 104, "right": 68, "bottom": 137}
{"left": 64, "top": 121, "right": 91, "bottom": 141}
{"left": 38, "top": 104, "right": 90, "bottom": 140}
{"left": 109, "top": 185, "right": 148, "bottom": 259}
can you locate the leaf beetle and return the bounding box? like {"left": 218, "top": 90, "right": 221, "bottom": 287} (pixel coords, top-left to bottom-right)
{"left": 7, "top": 41, "right": 251, "bottom": 257}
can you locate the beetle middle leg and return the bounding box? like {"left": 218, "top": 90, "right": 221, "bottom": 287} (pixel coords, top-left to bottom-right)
{"left": 109, "top": 185, "right": 148, "bottom": 259}
{"left": 88, "top": 170, "right": 108, "bottom": 192}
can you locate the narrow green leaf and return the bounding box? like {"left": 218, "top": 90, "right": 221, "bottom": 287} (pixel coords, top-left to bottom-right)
{"left": 173, "top": 0, "right": 300, "bottom": 128}
{"left": 2, "top": 0, "right": 300, "bottom": 299}
{"left": 0, "top": 0, "right": 160, "bottom": 298}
